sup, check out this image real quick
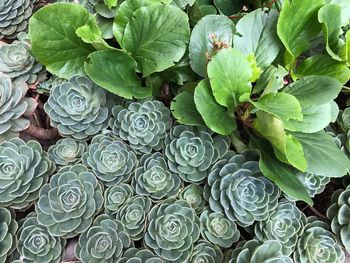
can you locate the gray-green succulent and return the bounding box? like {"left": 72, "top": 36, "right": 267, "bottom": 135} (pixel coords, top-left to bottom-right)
{"left": 145, "top": 199, "right": 200, "bottom": 262}
{"left": 204, "top": 151, "right": 280, "bottom": 226}
{"left": 132, "top": 152, "right": 182, "bottom": 201}
{"left": 254, "top": 199, "right": 306, "bottom": 255}
{"left": 0, "top": 138, "right": 54, "bottom": 209}
{"left": 188, "top": 240, "right": 223, "bottom": 263}
{"left": 48, "top": 138, "right": 87, "bottom": 166}
{"left": 229, "top": 240, "right": 293, "bottom": 263}
{"left": 165, "top": 125, "right": 230, "bottom": 183}
{"left": 36, "top": 165, "right": 103, "bottom": 238}
{"left": 179, "top": 184, "right": 206, "bottom": 214}
{"left": 44, "top": 74, "right": 109, "bottom": 141}
{"left": 117, "top": 248, "right": 165, "bottom": 263}
{"left": 110, "top": 100, "right": 172, "bottom": 154}
{"left": 0, "top": 207, "right": 17, "bottom": 263}
{"left": 0, "top": 33, "right": 46, "bottom": 84}
{"left": 0, "top": 0, "right": 35, "bottom": 39}
{"left": 76, "top": 214, "right": 132, "bottom": 263}
{"left": 104, "top": 183, "right": 134, "bottom": 215}
{"left": 327, "top": 186, "right": 350, "bottom": 252}
{"left": 293, "top": 216, "right": 345, "bottom": 263}
{"left": 0, "top": 73, "right": 37, "bottom": 141}
{"left": 82, "top": 135, "right": 137, "bottom": 185}
{"left": 15, "top": 213, "right": 66, "bottom": 263}
{"left": 36, "top": 75, "right": 65, "bottom": 94}
{"left": 115, "top": 195, "right": 152, "bottom": 241}
{"left": 200, "top": 210, "right": 240, "bottom": 248}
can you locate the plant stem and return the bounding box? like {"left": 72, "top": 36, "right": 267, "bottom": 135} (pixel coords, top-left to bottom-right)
{"left": 265, "top": 0, "right": 277, "bottom": 8}
{"left": 22, "top": 124, "right": 59, "bottom": 140}
{"left": 308, "top": 206, "right": 327, "bottom": 220}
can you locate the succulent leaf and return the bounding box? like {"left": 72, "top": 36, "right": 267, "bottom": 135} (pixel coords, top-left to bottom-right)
{"left": 0, "top": 207, "right": 17, "bottom": 263}
{"left": 48, "top": 138, "right": 87, "bottom": 166}
{"left": 104, "top": 183, "right": 134, "bottom": 215}
{"left": 179, "top": 184, "right": 206, "bottom": 214}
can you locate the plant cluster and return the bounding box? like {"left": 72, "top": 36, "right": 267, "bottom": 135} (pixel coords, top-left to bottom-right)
{"left": 0, "top": 0, "right": 349, "bottom": 262}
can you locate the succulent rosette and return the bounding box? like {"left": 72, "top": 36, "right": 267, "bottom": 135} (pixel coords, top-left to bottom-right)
{"left": 188, "top": 240, "right": 223, "bottom": 263}
{"left": 0, "top": 33, "right": 45, "bottom": 84}
{"left": 144, "top": 199, "right": 200, "bottom": 262}
{"left": 293, "top": 216, "right": 345, "bottom": 263}
{"left": 48, "top": 138, "right": 87, "bottom": 166}
{"left": 0, "top": 0, "right": 35, "bottom": 39}
{"left": 109, "top": 100, "right": 172, "bottom": 154}
{"left": 44, "top": 74, "right": 109, "bottom": 140}
{"left": 200, "top": 210, "right": 240, "bottom": 248}
{"left": 0, "top": 207, "right": 17, "bottom": 263}
{"left": 0, "top": 73, "right": 37, "bottom": 141}
{"left": 179, "top": 184, "right": 206, "bottom": 214}
{"left": 15, "top": 213, "right": 66, "bottom": 263}
{"left": 230, "top": 240, "right": 293, "bottom": 263}
{"left": 115, "top": 195, "right": 152, "bottom": 241}
{"left": 36, "top": 75, "right": 65, "bottom": 94}
{"left": 165, "top": 125, "right": 230, "bottom": 183}
{"left": 82, "top": 135, "right": 137, "bottom": 185}
{"left": 104, "top": 183, "right": 134, "bottom": 215}
{"left": 204, "top": 151, "right": 280, "bottom": 226}
{"left": 254, "top": 199, "right": 306, "bottom": 255}
{"left": 36, "top": 165, "right": 104, "bottom": 238}
{"left": 327, "top": 186, "right": 350, "bottom": 252}
{"left": 76, "top": 214, "right": 132, "bottom": 263}
{"left": 0, "top": 138, "right": 54, "bottom": 209}
{"left": 117, "top": 248, "right": 165, "bottom": 263}
{"left": 132, "top": 152, "right": 182, "bottom": 201}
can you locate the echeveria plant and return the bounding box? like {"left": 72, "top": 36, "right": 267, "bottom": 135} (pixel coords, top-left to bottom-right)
{"left": 0, "top": 207, "right": 17, "bottom": 263}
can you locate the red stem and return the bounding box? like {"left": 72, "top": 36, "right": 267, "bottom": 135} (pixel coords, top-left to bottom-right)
{"left": 265, "top": 0, "right": 277, "bottom": 8}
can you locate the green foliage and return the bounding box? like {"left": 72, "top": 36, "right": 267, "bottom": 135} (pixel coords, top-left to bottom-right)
{"left": 36, "top": 165, "right": 103, "bottom": 238}
{"left": 44, "top": 75, "right": 109, "bottom": 141}
{"left": 145, "top": 199, "right": 200, "bottom": 262}
{"left": 0, "top": 208, "right": 17, "bottom": 263}
{"left": 133, "top": 152, "right": 182, "bottom": 200}
{"left": 48, "top": 138, "right": 87, "bottom": 166}
{"left": 293, "top": 217, "right": 345, "bottom": 263}
{"left": 165, "top": 125, "right": 230, "bottom": 183}
{"left": 0, "top": 138, "right": 55, "bottom": 209}
{"left": 179, "top": 184, "right": 206, "bottom": 213}
{"left": 254, "top": 199, "right": 306, "bottom": 255}
{"left": 109, "top": 100, "right": 172, "bottom": 154}
{"left": 204, "top": 151, "right": 280, "bottom": 226}
{"left": 0, "top": 0, "right": 34, "bottom": 39}
{"left": 104, "top": 183, "right": 134, "bottom": 215}
{"left": 0, "top": 73, "right": 37, "bottom": 141}
{"left": 76, "top": 214, "right": 132, "bottom": 263}
{"left": 82, "top": 135, "right": 137, "bottom": 185}
{"left": 15, "top": 213, "right": 66, "bottom": 263}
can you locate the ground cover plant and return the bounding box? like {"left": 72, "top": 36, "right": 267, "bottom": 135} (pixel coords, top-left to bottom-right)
{"left": 0, "top": 0, "right": 350, "bottom": 262}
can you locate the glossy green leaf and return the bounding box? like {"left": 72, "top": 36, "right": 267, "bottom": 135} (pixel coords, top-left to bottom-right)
{"left": 85, "top": 50, "right": 152, "bottom": 99}
{"left": 253, "top": 65, "right": 288, "bottom": 95}
{"left": 194, "top": 80, "right": 236, "bottom": 135}
{"left": 292, "top": 131, "right": 350, "bottom": 177}
{"left": 326, "top": 0, "right": 350, "bottom": 26}
{"left": 189, "top": 15, "right": 235, "bottom": 77}
{"left": 171, "top": 91, "right": 205, "bottom": 126}
{"left": 251, "top": 137, "right": 313, "bottom": 205}
{"left": 277, "top": 0, "right": 324, "bottom": 60}
{"left": 213, "top": 0, "right": 244, "bottom": 15}
{"left": 171, "top": 0, "right": 195, "bottom": 9}
{"left": 318, "top": 4, "right": 343, "bottom": 61}
{"left": 122, "top": 4, "right": 190, "bottom": 76}
{"left": 207, "top": 48, "right": 252, "bottom": 111}
{"left": 233, "top": 9, "right": 281, "bottom": 69}
{"left": 293, "top": 55, "right": 350, "bottom": 84}
{"left": 29, "top": 3, "right": 95, "bottom": 78}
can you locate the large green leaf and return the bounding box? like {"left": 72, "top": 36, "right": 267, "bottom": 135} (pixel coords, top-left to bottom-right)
{"left": 189, "top": 15, "right": 235, "bottom": 77}
{"left": 171, "top": 91, "right": 205, "bottom": 126}
{"left": 251, "top": 92, "right": 303, "bottom": 122}
{"left": 194, "top": 80, "right": 236, "bottom": 135}
{"left": 293, "top": 55, "right": 350, "bottom": 84}
{"left": 233, "top": 9, "right": 280, "bottom": 69}
{"left": 85, "top": 50, "right": 152, "bottom": 99}
{"left": 122, "top": 4, "right": 190, "bottom": 76}
{"left": 207, "top": 48, "right": 252, "bottom": 111}
{"left": 292, "top": 131, "right": 350, "bottom": 177}
{"left": 213, "top": 0, "right": 244, "bottom": 15}
{"left": 326, "top": 0, "right": 350, "bottom": 26}
{"left": 318, "top": 4, "right": 343, "bottom": 61}
{"left": 29, "top": 3, "right": 95, "bottom": 78}
{"left": 251, "top": 137, "right": 313, "bottom": 205}
{"left": 171, "top": 0, "right": 195, "bottom": 9}
{"left": 253, "top": 111, "right": 306, "bottom": 171}
{"left": 283, "top": 76, "right": 342, "bottom": 108}
{"left": 253, "top": 65, "right": 287, "bottom": 94}
{"left": 277, "top": 0, "right": 324, "bottom": 60}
